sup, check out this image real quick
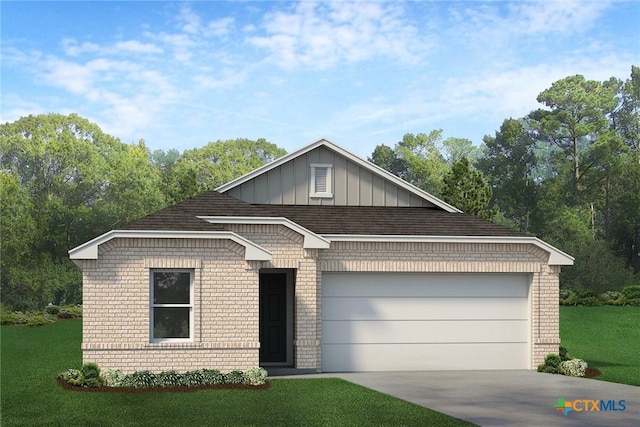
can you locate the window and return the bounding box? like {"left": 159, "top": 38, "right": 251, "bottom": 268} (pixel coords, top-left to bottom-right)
{"left": 310, "top": 163, "right": 333, "bottom": 198}
{"left": 150, "top": 270, "right": 193, "bottom": 341}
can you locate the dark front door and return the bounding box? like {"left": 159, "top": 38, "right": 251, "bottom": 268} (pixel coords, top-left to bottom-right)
{"left": 259, "top": 273, "right": 288, "bottom": 363}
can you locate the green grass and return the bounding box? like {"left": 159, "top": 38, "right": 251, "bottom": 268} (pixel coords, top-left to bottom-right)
{"left": 560, "top": 305, "right": 640, "bottom": 387}
{"left": 1, "top": 320, "right": 474, "bottom": 426}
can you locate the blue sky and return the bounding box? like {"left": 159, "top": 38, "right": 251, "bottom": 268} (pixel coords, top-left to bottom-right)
{"left": 2, "top": 1, "right": 638, "bottom": 157}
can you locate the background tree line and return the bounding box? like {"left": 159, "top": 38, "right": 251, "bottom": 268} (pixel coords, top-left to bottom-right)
{"left": 1, "top": 67, "right": 638, "bottom": 310}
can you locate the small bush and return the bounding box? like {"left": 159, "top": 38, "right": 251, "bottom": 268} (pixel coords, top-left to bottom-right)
{"left": 560, "top": 359, "right": 588, "bottom": 377}
{"left": 201, "top": 369, "right": 224, "bottom": 385}
{"left": 559, "top": 289, "right": 577, "bottom": 306}
{"left": 81, "top": 363, "right": 101, "bottom": 380}
{"left": 243, "top": 367, "right": 268, "bottom": 386}
{"left": 183, "top": 370, "right": 205, "bottom": 386}
{"left": 58, "top": 369, "right": 83, "bottom": 386}
{"left": 538, "top": 353, "right": 562, "bottom": 374}
{"left": 121, "top": 371, "right": 158, "bottom": 388}
{"left": 157, "top": 371, "right": 184, "bottom": 387}
{"left": 622, "top": 285, "right": 640, "bottom": 301}
{"left": 58, "top": 305, "right": 83, "bottom": 319}
{"left": 224, "top": 370, "right": 245, "bottom": 384}
{"left": 559, "top": 346, "right": 571, "bottom": 361}
{"left": 26, "top": 314, "right": 54, "bottom": 326}
{"left": 44, "top": 304, "right": 60, "bottom": 315}
{"left": 102, "top": 369, "right": 125, "bottom": 387}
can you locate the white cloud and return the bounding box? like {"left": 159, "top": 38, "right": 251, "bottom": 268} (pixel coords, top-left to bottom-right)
{"left": 509, "top": 1, "right": 611, "bottom": 35}
{"left": 248, "top": 1, "right": 429, "bottom": 69}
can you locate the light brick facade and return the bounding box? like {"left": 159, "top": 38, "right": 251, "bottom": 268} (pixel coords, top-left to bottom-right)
{"left": 80, "top": 226, "right": 559, "bottom": 373}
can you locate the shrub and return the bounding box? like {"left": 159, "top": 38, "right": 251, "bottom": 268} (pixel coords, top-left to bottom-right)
{"left": 622, "top": 285, "right": 640, "bottom": 306}
{"left": 224, "top": 370, "right": 245, "bottom": 384}
{"left": 157, "top": 371, "right": 184, "bottom": 387}
{"left": 102, "top": 369, "right": 125, "bottom": 387}
{"left": 81, "top": 363, "right": 101, "bottom": 380}
{"left": 26, "top": 314, "right": 54, "bottom": 326}
{"left": 121, "top": 371, "right": 158, "bottom": 388}
{"left": 201, "top": 369, "right": 224, "bottom": 385}
{"left": 559, "top": 289, "right": 577, "bottom": 306}
{"left": 538, "top": 353, "right": 562, "bottom": 374}
{"left": 243, "top": 367, "right": 268, "bottom": 386}
{"left": 560, "top": 359, "right": 588, "bottom": 377}
{"left": 58, "top": 305, "right": 83, "bottom": 319}
{"left": 58, "top": 369, "right": 83, "bottom": 386}
{"left": 44, "top": 304, "right": 60, "bottom": 315}
{"left": 183, "top": 370, "right": 205, "bottom": 386}
{"left": 599, "top": 291, "right": 624, "bottom": 306}
{"left": 559, "top": 346, "right": 571, "bottom": 361}
{"left": 1, "top": 311, "right": 21, "bottom": 325}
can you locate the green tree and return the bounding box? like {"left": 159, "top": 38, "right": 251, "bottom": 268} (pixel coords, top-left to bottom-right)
{"left": 528, "top": 74, "right": 619, "bottom": 196}
{"left": 0, "top": 114, "right": 165, "bottom": 308}
{"left": 442, "top": 157, "right": 496, "bottom": 220}
{"left": 478, "top": 119, "right": 539, "bottom": 232}
{"left": 442, "top": 137, "right": 480, "bottom": 166}
{"left": 169, "top": 138, "right": 286, "bottom": 203}
{"left": 368, "top": 144, "right": 408, "bottom": 180}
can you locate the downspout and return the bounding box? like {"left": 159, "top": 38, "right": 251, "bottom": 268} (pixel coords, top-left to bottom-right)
{"left": 200, "top": 259, "right": 204, "bottom": 343}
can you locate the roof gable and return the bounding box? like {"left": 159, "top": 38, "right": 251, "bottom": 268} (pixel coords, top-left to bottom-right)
{"left": 216, "top": 139, "right": 461, "bottom": 212}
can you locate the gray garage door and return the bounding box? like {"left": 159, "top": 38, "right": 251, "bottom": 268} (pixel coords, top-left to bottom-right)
{"left": 321, "top": 272, "right": 530, "bottom": 372}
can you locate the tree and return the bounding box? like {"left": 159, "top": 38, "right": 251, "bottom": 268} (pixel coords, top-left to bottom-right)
{"left": 442, "top": 137, "right": 480, "bottom": 166}
{"left": 442, "top": 157, "right": 495, "bottom": 219}
{"left": 168, "top": 138, "right": 286, "bottom": 203}
{"left": 370, "top": 131, "right": 450, "bottom": 197}
{"left": 528, "top": 74, "right": 619, "bottom": 196}
{"left": 0, "top": 114, "right": 165, "bottom": 308}
{"left": 612, "top": 65, "right": 640, "bottom": 152}
{"left": 478, "top": 119, "right": 539, "bottom": 232}
{"left": 368, "top": 144, "right": 407, "bottom": 180}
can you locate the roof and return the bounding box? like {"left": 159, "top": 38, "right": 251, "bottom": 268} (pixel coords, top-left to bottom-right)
{"left": 121, "top": 190, "right": 523, "bottom": 237}
{"left": 71, "top": 189, "right": 573, "bottom": 265}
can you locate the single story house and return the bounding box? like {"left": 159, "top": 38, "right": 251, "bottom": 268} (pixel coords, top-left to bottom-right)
{"left": 69, "top": 139, "right": 573, "bottom": 373}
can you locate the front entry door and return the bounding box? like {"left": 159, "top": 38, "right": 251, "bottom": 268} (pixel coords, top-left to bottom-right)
{"left": 259, "top": 273, "right": 288, "bottom": 364}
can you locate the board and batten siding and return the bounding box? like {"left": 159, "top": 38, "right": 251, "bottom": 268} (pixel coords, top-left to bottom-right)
{"left": 225, "top": 146, "right": 435, "bottom": 207}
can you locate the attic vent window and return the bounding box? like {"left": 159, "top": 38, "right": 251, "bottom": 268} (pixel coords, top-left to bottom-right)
{"left": 310, "top": 163, "right": 333, "bottom": 198}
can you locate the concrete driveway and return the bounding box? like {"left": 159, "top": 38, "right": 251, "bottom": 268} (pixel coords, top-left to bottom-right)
{"left": 333, "top": 371, "right": 639, "bottom": 426}
{"left": 273, "top": 370, "right": 640, "bottom": 426}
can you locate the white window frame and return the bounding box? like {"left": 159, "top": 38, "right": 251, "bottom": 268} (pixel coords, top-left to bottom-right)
{"left": 310, "top": 163, "right": 333, "bottom": 198}
{"left": 150, "top": 269, "right": 194, "bottom": 343}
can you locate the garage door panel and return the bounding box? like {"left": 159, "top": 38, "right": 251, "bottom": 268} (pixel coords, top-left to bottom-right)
{"left": 322, "top": 319, "right": 528, "bottom": 344}
{"left": 321, "top": 343, "right": 528, "bottom": 372}
{"left": 322, "top": 297, "right": 528, "bottom": 321}
{"left": 322, "top": 273, "right": 529, "bottom": 298}
{"left": 321, "top": 272, "right": 530, "bottom": 371}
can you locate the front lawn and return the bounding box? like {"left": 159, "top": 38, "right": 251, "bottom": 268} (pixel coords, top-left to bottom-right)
{"left": 1, "top": 320, "right": 473, "bottom": 426}
{"left": 560, "top": 305, "right": 640, "bottom": 387}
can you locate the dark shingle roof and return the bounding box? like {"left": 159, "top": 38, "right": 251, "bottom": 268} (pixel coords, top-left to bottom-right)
{"left": 122, "top": 190, "right": 526, "bottom": 237}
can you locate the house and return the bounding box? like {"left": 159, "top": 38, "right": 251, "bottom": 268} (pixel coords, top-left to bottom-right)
{"left": 69, "top": 139, "right": 573, "bottom": 374}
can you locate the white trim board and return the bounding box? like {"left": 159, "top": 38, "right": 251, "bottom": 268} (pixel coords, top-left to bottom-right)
{"left": 68, "top": 230, "right": 273, "bottom": 261}
{"left": 197, "top": 216, "right": 331, "bottom": 249}
{"left": 321, "top": 234, "right": 574, "bottom": 266}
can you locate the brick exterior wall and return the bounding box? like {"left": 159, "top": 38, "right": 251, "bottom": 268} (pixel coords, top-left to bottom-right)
{"left": 80, "top": 228, "right": 560, "bottom": 373}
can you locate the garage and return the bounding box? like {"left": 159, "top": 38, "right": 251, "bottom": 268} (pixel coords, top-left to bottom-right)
{"left": 321, "top": 272, "right": 531, "bottom": 372}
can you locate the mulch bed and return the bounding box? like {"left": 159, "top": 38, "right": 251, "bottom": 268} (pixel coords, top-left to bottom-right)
{"left": 56, "top": 378, "right": 270, "bottom": 393}
{"left": 583, "top": 368, "right": 601, "bottom": 378}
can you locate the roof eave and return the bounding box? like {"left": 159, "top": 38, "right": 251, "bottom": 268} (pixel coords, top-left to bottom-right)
{"left": 69, "top": 230, "right": 273, "bottom": 261}
{"left": 320, "top": 234, "right": 574, "bottom": 266}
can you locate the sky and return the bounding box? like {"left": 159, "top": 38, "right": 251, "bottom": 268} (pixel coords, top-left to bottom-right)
{"left": 1, "top": 1, "right": 639, "bottom": 157}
